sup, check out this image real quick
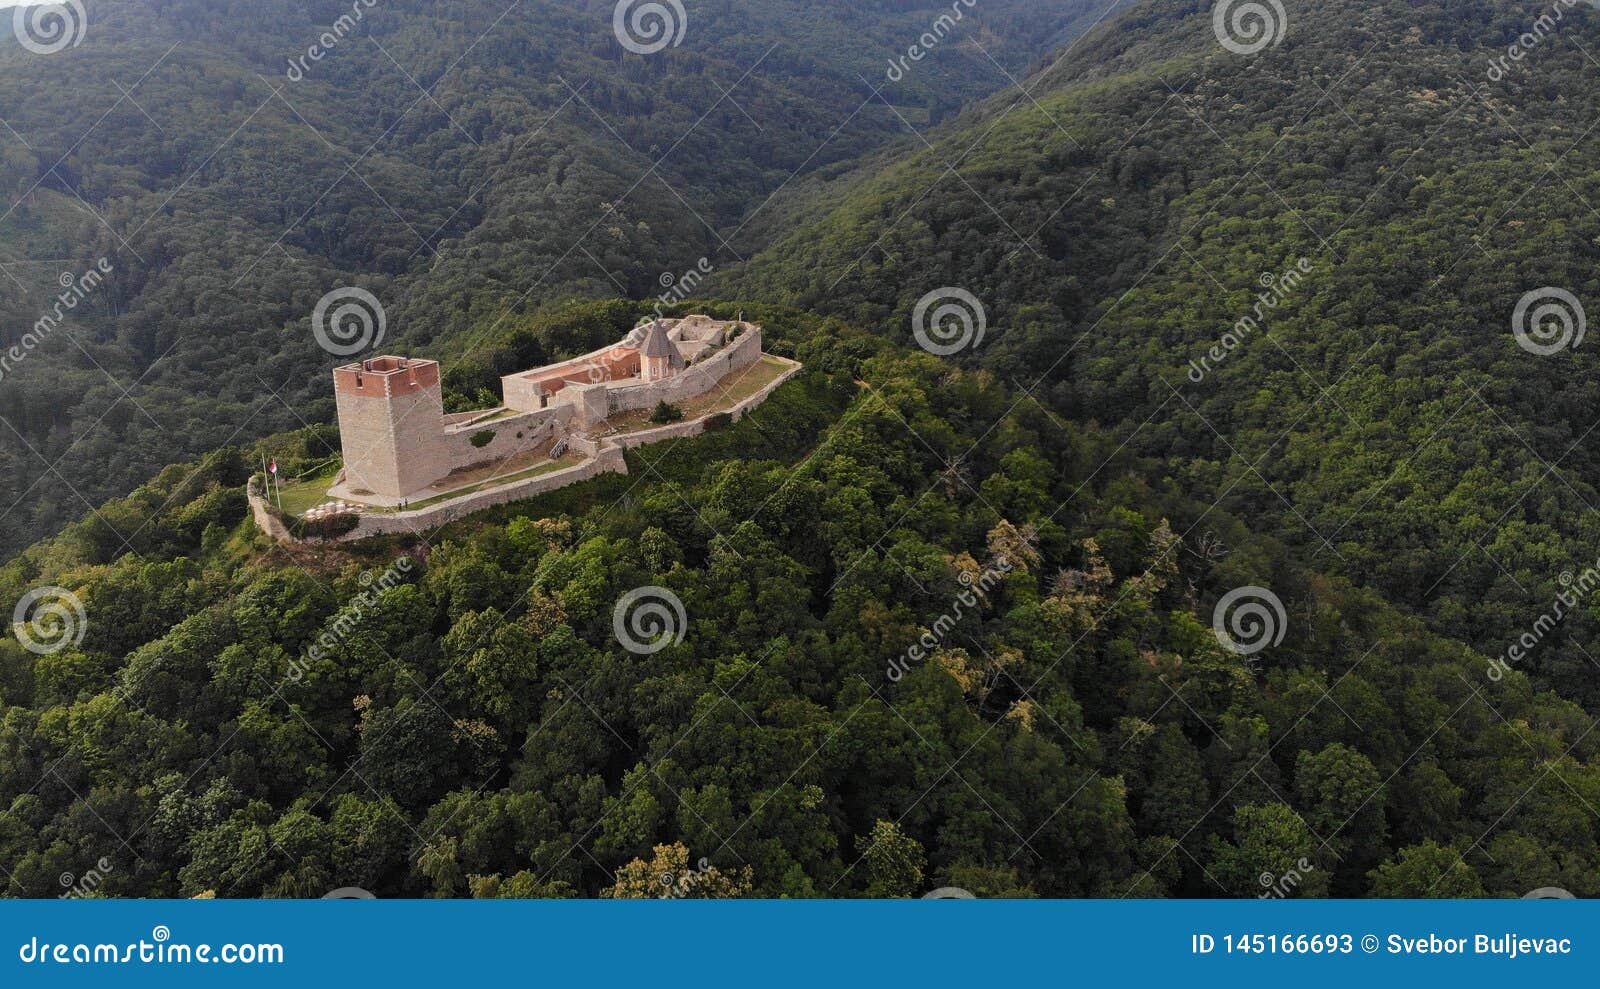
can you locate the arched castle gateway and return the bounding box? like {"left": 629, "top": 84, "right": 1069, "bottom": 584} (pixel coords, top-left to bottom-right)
{"left": 332, "top": 316, "right": 765, "bottom": 502}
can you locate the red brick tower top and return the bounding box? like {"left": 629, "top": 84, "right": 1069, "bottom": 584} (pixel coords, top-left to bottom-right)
{"left": 333, "top": 356, "right": 440, "bottom": 398}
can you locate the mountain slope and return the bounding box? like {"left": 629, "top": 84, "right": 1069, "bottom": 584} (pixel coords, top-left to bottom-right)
{"left": 0, "top": 0, "right": 1123, "bottom": 559}
{"left": 729, "top": 0, "right": 1600, "bottom": 708}
{"left": 2, "top": 301, "right": 1597, "bottom": 899}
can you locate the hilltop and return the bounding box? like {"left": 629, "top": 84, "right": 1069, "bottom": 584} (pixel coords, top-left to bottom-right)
{"left": 0, "top": 0, "right": 1122, "bottom": 559}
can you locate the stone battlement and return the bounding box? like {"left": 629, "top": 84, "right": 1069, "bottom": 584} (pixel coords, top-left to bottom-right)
{"left": 333, "top": 356, "right": 440, "bottom": 398}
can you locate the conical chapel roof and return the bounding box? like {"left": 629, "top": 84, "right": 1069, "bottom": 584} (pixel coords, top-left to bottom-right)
{"left": 640, "top": 319, "right": 677, "bottom": 358}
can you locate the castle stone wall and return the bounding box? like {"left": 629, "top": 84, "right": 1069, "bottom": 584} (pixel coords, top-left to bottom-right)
{"left": 606, "top": 328, "right": 763, "bottom": 417}
{"left": 340, "top": 445, "right": 628, "bottom": 540}
{"left": 246, "top": 478, "right": 294, "bottom": 545}
{"left": 441, "top": 407, "right": 568, "bottom": 472}
{"left": 295, "top": 354, "right": 803, "bottom": 544}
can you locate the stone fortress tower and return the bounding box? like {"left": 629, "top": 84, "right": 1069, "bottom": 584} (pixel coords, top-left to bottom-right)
{"left": 333, "top": 356, "right": 450, "bottom": 498}
{"left": 639, "top": 318, "right": 685, "bottom": 382}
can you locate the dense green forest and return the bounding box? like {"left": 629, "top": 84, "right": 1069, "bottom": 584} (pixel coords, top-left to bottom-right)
{"left": 0, "top": 0, "right": 1124, "bottom": 559}
{"left": 5, "top": 0, "right": 1600, "bottom": 898}
{"left": 730, "top": 0, "right": 1600, "bottom": 713}
{"left": 3, "top": 302, "right": 1596, "bottom": 898}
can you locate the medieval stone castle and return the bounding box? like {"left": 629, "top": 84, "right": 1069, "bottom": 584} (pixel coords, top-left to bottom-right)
{"left": 330, "top": 315, "right": 768, "bottom": 504}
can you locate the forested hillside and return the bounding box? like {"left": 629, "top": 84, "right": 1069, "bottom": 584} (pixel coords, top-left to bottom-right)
{"left": 730, "top": 0, "right": 1600, "bottom": 711}
{"left": 3, "top": 302, "right": 1595, "bottom": 898}
{"left": 6, "top": 0, "right": 1600, "bottom": 900}
{"left": 0, "top": 0, "right": 1123, "bottom": 559}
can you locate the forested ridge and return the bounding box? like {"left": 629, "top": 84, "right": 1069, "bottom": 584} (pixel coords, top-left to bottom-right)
{"left": 3, "top": 301, "right": 1597, "bottom": 899}
{"left": 5, "top": 0, "right": 1600, "bottom": 899}
{"left": 730, "top": 0, "right": 1600, "bottom": 713}
{"left": 0, "top": 0, "right": 1122, "bottom": 559}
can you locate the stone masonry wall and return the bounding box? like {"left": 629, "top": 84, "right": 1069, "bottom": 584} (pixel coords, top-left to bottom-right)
{"left": 606, "top": 329, "right": 763, "bottom": 417}
{"left": 336, "top": 386, "right": 453, "bottom": 497}
{"left": 341, "top": 445, "right": 628, "bottom": 539}
{"left": 441, "top": 407, "right": 568, "bottom": 473}
{"left": 246, "top": 478, "right": 294, "bottom": 545}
